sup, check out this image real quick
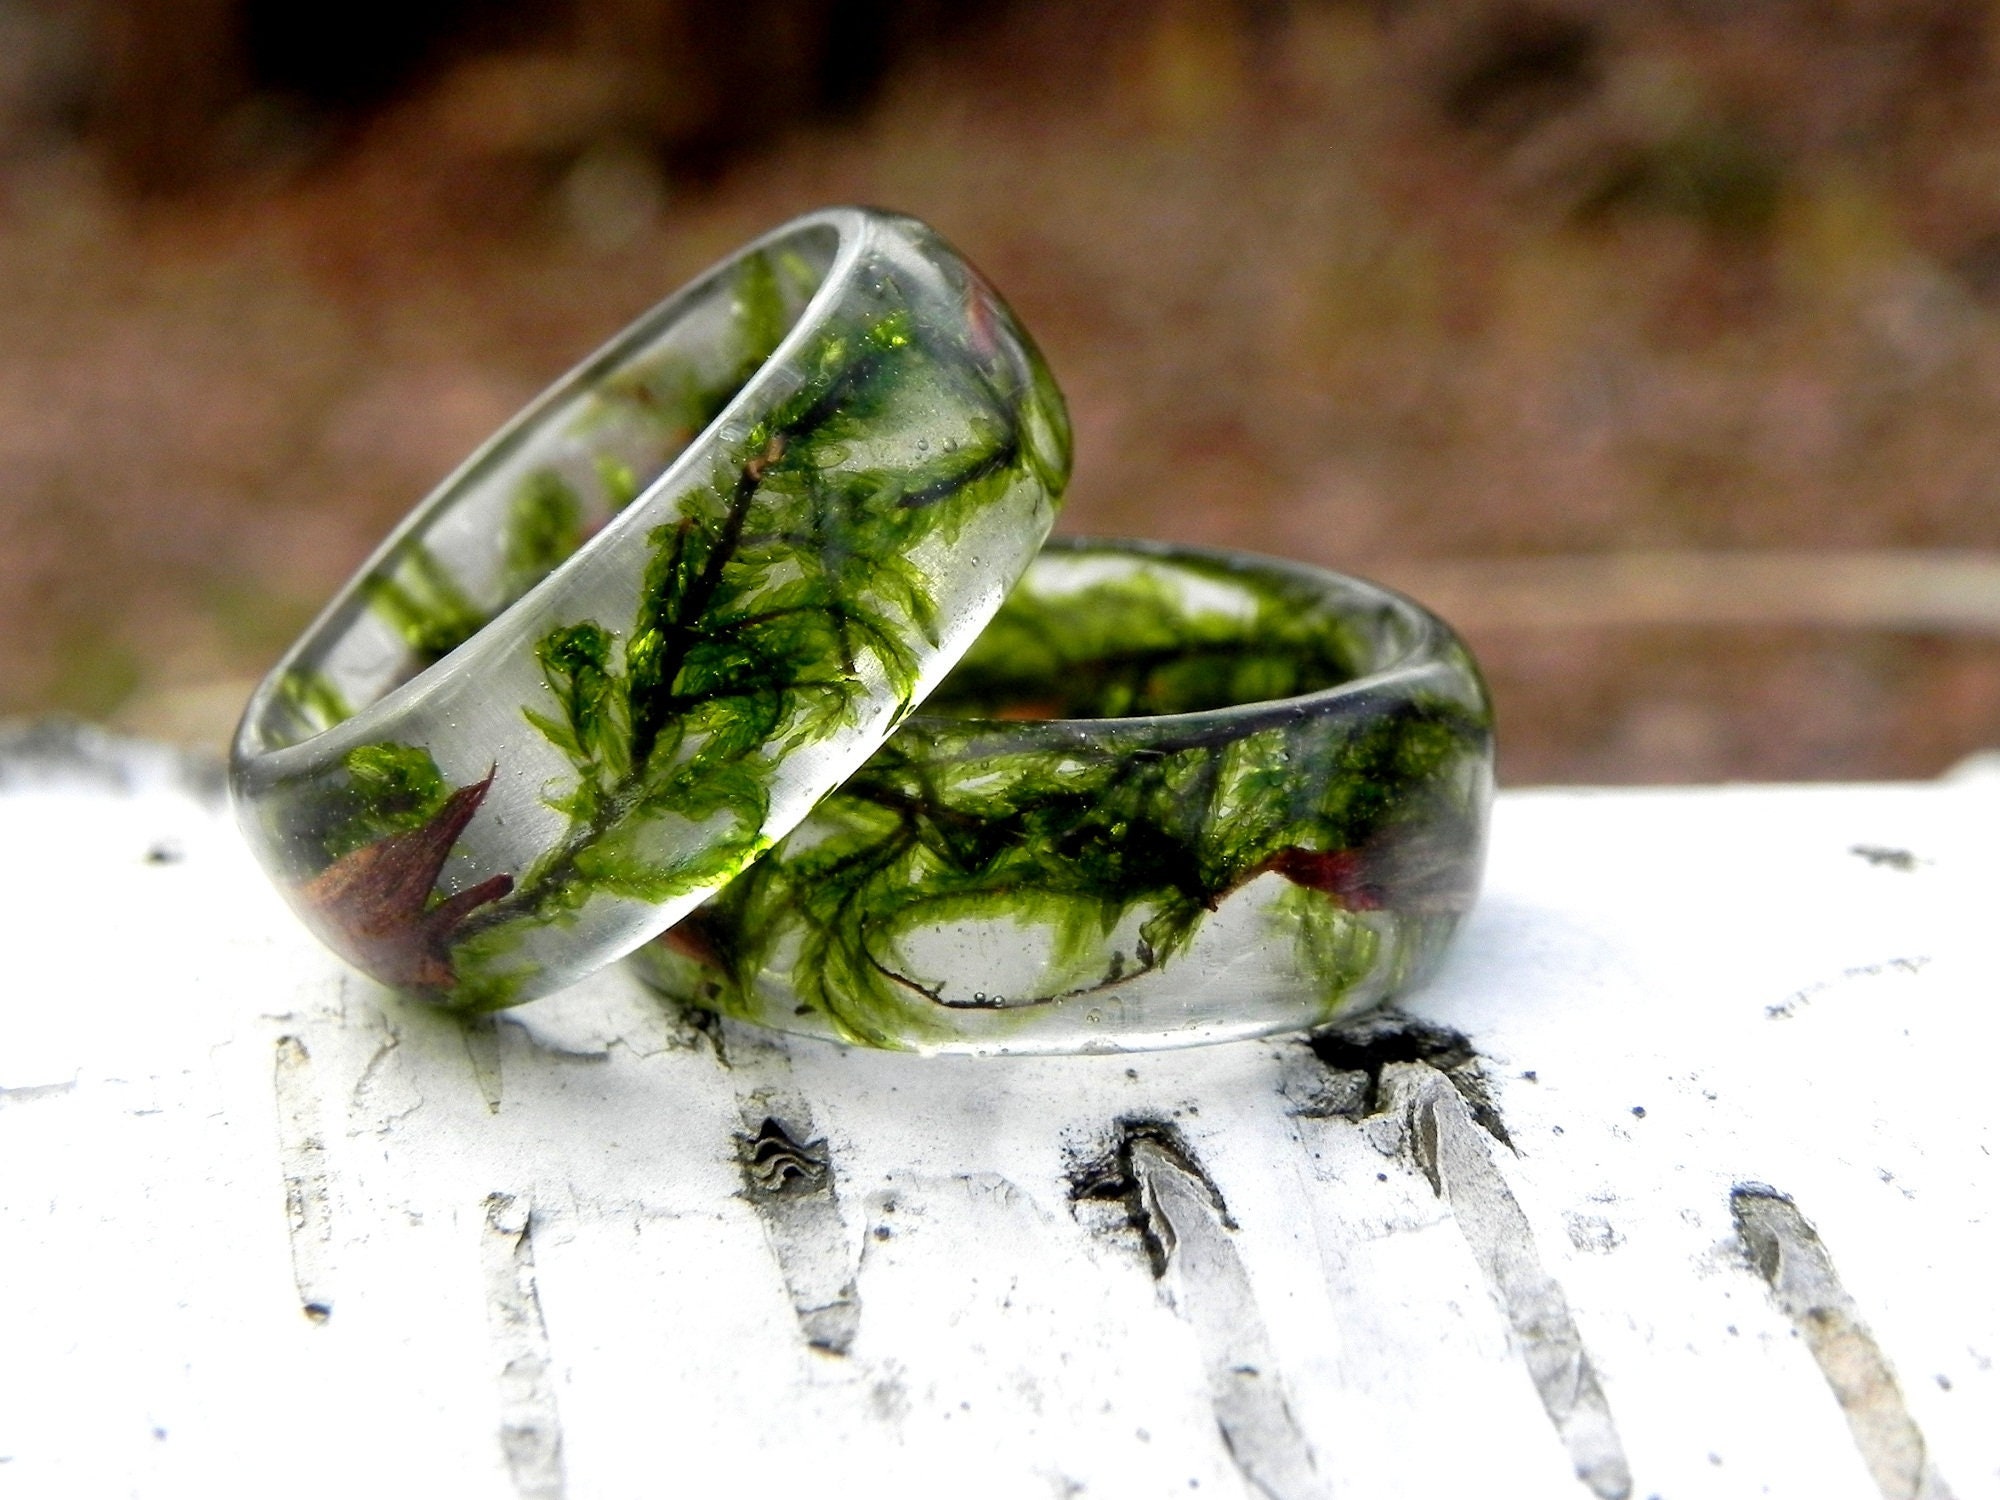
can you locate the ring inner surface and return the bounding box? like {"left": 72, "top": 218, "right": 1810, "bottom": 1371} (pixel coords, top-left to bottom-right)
{"left": 249, "top": 223, "right": 842, "bottom": 755}
{"left": 919, "top": 544, "right": 1419, "bottom": 725}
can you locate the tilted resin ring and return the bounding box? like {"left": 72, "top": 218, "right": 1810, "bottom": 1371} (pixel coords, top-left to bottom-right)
{"left": 629, "top": 538, "right": 1494, "bottom": 1053}
{"left": 231, "top": 207, "right": 1071, "bottom": 1008}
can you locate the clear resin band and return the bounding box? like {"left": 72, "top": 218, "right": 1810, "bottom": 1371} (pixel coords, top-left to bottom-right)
{"left": 231, "top": 208, "right": 1071, "bottom": 1008}
{"left": 629, "top": 539, "right": 1494, "bottom": 1053}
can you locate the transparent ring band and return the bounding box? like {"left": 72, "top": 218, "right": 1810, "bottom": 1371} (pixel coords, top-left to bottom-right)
{"left": 630, "top": 537, "right": 1495, "bottom": 1054}
{"left": 231, "top": 207, "right": 1072, "bottom": 1008}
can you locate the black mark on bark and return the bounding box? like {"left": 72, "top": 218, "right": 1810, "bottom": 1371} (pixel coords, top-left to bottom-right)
{"left": 1851, "top": 845, "right": 1920, "bottom": 871}
{"left": 743, "top": 1116, "right": 830, "bottom": 1195}
{"left": 683, "top": 1002, "right": 730, "bottom": 1067}
{"left": 1071, "top": 1119, "right": 1234, "bottom": 1279}
{"left": 1301, "top": 1011, "right": 1513, "bottom": 1148}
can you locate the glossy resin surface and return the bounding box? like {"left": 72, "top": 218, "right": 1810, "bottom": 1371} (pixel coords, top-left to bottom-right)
{"left": 631, "top": 540, "right": 1494, "bottom": 1052}
{"left": 231, "top": 208, "right": 1070, "bottom": 1008}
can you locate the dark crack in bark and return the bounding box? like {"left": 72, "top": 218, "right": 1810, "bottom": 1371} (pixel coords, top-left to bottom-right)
{"left": 1301, "top": 1010, "right": 1513, "bottom": 1147}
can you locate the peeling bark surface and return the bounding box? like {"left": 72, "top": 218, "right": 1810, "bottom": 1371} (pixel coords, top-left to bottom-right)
{"left": 0, "top": 725, "right": 1994, "bottom": 1497}
{"left": 1398, "top": 1064, "right": 1631, "bottom": 1500}
{"left": 1732, "top": 1187, "right": 1956, "bottom": 1500}
{"left": 728, "top": 1027, "right": 862, "bottom": 1357}
{"left": 482, "top": 1192, "right": 566, "bottom": 1500}
{"left": 1124, "top": 1129, "right": 1327, "bottom": 1500}
{"left": 273, "top": 1034, "right": 335, "bottom": 1321}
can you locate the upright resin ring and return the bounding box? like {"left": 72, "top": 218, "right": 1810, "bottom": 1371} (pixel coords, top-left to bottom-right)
{"left": 231, "top": 208, "right": 1071, "bottom": 1008}
{"left": 630, "top": 539, "right": 1494, "bottom": 1053}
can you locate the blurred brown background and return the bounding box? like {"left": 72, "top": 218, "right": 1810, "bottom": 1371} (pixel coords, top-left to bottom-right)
{"left": 8, "top": 0, "right": 2000, "bottom": 782}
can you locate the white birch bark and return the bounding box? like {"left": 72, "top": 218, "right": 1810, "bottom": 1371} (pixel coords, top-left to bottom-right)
{"left": 1, "top": 721, "right": 1993, "bottom": 1500}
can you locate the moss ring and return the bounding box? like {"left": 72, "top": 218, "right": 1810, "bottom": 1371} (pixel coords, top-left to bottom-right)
{"left": 230, "top": 208, "right": 1072, "bottom": 1008}
{"left": 630, "top": 538, "right": 1494, "bottom": 1054}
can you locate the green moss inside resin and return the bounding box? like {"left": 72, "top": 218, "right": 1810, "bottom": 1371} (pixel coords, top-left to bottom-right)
{"left": 267, "top": 242, "right": 1072, "bottom": 1007}
{"left": 261, "top": 249, "right": 827, "bottom": 751}
{"left": 366, "top": 248, "right": 827, "bottom": 683}
{"left": 925, "top": 555, "right": 1373, "bottom": 719}
{"left": 644, "top": 554, "right": 1491, "bottom": 1049}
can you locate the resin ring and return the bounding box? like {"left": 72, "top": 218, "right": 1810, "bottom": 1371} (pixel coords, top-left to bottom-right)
{"left": 631, "top": 538, "right": 1494, "bottom": 1053}
{"left": 231, "top": 208, "right": 1071, "bottom": 1008}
